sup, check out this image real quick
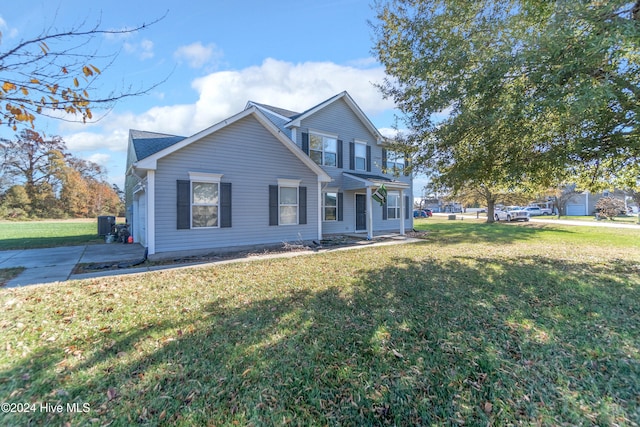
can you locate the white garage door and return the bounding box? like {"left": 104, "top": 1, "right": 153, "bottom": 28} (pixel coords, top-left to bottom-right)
{"left": 567, "top": 204, "right": 586, "bottom": 216}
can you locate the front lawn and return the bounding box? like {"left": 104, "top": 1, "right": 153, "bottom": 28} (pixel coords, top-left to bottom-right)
{"left": 0, "top": 219, "right": 106, "bottom": 250}
{"left": 1, "top": 220, "right": 639, "bottom": 425}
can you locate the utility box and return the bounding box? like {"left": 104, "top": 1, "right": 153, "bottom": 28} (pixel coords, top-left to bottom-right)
{"left": 97, "top": 216, "right": 116, "bottom": 236}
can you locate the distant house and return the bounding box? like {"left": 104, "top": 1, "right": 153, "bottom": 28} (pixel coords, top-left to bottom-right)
{"left": 125, "top": 92, "right": 413, "bottom": 259}
{"left": 564, "top": 189, "right": 627, "bottom": 216}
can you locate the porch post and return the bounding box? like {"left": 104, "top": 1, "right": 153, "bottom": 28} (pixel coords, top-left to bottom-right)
{"left": 366, "top": 186, "right": 373, "bottom": 240}
{"left": 399, "top": 188, "right": 405, "bottom": 236}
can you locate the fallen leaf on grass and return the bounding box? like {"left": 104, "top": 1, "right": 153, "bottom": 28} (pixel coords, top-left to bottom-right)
{"left": 483, "top": 401, "right": 493, "bottom": 414}
{"left": 392, "top": 349, "right": 404, "bottom": 359}
{"left": 107, "top": 387, "right": 118, "bottom": 401}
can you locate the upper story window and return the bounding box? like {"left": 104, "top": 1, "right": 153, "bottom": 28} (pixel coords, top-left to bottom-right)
{"left": 310, "top": 133, "right": 337, "bottom": 167}
{"left": 355, "top": 141, "right": 367, "bottom": 171}
{"left": 387, "top": 151, "right": 405, "bottom": 174}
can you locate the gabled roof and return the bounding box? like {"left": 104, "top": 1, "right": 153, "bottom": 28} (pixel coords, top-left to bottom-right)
{"left": 284, "top": 91, "right": 386, "bottom": 144}
{"left": 130, "top": 130, "right": 186, "bottom": 160}
{"left": 246, "top": 101, "right": 299, "bottom": 119}
{"left": 247, "top": 92, "right": 386, "bottom": 145}
{"left": 133, "top": 107, "right": 331, "bottom": 182}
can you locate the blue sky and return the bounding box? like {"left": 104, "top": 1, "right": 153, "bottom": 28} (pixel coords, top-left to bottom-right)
{"left": 1, "top": 0, "right": 427, "bottom": 195}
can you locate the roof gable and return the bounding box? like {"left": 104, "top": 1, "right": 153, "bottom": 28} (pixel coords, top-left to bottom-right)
{"left": 130, "top": 130, "right": 186, "bottom": 160}
{"left": 133, "top": 107, "right": 331, "bottom": 182}
{"left": 284, "top": 91, "right": 386, "bottom": 144}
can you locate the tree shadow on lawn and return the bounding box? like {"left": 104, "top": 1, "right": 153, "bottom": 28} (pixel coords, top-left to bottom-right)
{"left": 2, "top": 254, "right": 639, "bottom": 425}
{"left": 417, "top": 221, "right": 575, "bottom": 246}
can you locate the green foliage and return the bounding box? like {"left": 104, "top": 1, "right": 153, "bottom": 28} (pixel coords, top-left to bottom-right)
{"left": 371, "top": 0, "right": 640, "bottom": 195}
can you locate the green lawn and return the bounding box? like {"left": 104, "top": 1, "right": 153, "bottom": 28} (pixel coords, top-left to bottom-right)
{"left": 0, "top": 219, "right": 106, "bottom": 250}
{"left": 1, "top": 219, "right": 639, "bottom": 425}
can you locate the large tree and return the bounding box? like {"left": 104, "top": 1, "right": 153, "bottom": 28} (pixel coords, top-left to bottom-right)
{"left": 371, "top": 0, "right": 640, "bottom": 208}
{"left": 0, "top": 14, "right": 165, "bottom": 133}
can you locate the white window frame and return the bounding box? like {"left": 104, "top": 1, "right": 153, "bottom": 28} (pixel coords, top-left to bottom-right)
{"left": 355, "top": 141, "right": 367, "bottom": 171}
{"left": 387, "top": 191, "right": 400, "bottom": 220}
{"left": 323, "top": 191, "right": 339, "bottom": 221}
{"left": 278, "top": 178, "right": 300, "bottom": 226}
{"left": 387, "top": 151, "right": 405, "bottom": 173}
{"left": 309, "top": 131, "right": 338, "bottom": 167}
{"left": 189, "top": 172, "right": 222, "bottom": 229}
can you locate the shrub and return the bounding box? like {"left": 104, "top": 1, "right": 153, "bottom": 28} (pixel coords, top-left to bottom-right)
{"left": 595, "top": 196, "right": 625, "bottom": 219}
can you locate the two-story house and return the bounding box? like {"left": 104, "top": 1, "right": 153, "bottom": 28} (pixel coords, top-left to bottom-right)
{"left": 125, "top": 91, "right": 413, "bottom": 259}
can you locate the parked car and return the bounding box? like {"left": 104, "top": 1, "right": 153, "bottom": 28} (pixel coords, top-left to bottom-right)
{"left": 525, "top": 206, "right": 552, "bottom": 216}
{"left": 495, "top": 206, "right": 530, "bottom": 222}
{"left": 413, "top": 209, "right": 433, "bottom": 218}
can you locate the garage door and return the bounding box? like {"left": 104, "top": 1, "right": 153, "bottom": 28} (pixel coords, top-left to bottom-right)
{"left": 567, "top": 204, "right": 586, "bottom": 216}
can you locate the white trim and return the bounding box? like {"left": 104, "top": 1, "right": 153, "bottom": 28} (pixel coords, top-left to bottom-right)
{"left": 399, "top": 189, "right": 405, "bottom": 236}
{"left": 366, "top": 187, "right": 373, "bottom": 240}
{"left": 317, "top": 181, "right": 323, "bottom": 240}
{"left": 189, "top": 172, "right": 223, "bottom": 183}
{"left": 278, "top": 178, "right": 301, "bottom": 187}
{"left": 147, "top": 170, "right": 156, "bottom": 255}
{"left": 308, "top": 129, "right": 338, "bottom": 139}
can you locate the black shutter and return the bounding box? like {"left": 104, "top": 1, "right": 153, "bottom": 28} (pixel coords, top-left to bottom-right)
{"left": 220, "top": 183, "right": 232, "bottom": 228}
{"left": 337, "top": 192, "right": 343, "bottom": 221}
{"left": 177, "top": 180, "right": 191, "bottom": 229}
{"left": 405, "top": 195, "right": 410, "bottom": 219}
{"left": 299, "top": 186, "right": 307, "bottom": 225}
{"left": 366, "top": 145, "right": 372, "bottom": 172}
{"left": 302, "top": 132, "right": 309, "bottom": 155}
{"left": 382, "top": 149, "right": 388, "bottom": 172}
{"left": 269, "top": 185, "right": 279, "bottom": 226}
{"left": 382, "top": 199, "right": 388, "bottom": 220}
{"left": 337, "top": 140, "right": 343, "bottom": 168}
{"left": 349, "top": 142, "right": 355, "bottom": 170}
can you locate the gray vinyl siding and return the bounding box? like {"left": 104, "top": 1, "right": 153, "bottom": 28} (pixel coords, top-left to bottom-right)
{"left": 153, "top": 115, "right": 319, "bottom": 255}
{"left": 296, "top": 98, "right": 413, "bottom": 234}
{"left": 124, "top": 138, "right": 139, "bottom": 225}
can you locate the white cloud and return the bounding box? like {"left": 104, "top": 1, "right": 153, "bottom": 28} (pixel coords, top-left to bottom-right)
{"left": 124, "top": 39, "right": 154, "bottom": 60}
{"left": 174, "top": 42, "right": 223, "bottom": 69}
{"left": 60, "top": 59, "right": 398, "bottom": 162}
{"left": 0, "top": 15, "right": 19, "bottom": 42}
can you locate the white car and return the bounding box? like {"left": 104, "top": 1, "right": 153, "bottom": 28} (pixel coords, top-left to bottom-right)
{"left": 495, "top": 206, "right": 530, "bottom": 222}
{"left": 525, "top": 206, "right": 552, "bottom": 216}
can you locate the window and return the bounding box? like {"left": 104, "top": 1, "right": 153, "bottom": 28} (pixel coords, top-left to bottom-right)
{"left": 279, "top": 186, "right": 298, "bottom": 225}
{"left": 192, "top": 182, "right": 218, "bottom": 227}
{"left": 387, "top": 192, "right": 400, "bottom": 219}
{"left": 310, "top": 133, "right": 337, "bottom": 167}
{"left": 387, "top": 151, "right": 405, "bottom": 174}
{"left": 324, "top": 192, "right": 338, "bottom": 221}
{"left": 355, "top": 142, "right": 367, "bottom": 171}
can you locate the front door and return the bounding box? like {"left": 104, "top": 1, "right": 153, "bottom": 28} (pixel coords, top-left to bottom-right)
{"left": 355, "top": 194, "right": 367, "bottom": 231}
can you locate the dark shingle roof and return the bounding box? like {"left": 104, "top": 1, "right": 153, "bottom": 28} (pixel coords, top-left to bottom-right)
{"left": 250, "top": 102, "right": 299, "bottom": 119}
{"left": 131, "top": 130, "right": 186, "bottom": 160}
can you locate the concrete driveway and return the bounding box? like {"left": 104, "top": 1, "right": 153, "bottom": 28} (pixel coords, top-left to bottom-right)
{"left": 0, "top": 243, "right": 146, "bottom": 288}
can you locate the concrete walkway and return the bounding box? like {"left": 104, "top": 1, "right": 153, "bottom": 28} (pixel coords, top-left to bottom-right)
{"left": 0, "top": 243, "right": 146, "bottom": 287}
